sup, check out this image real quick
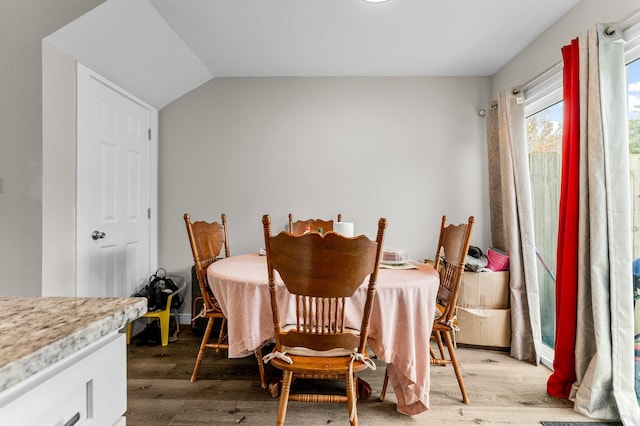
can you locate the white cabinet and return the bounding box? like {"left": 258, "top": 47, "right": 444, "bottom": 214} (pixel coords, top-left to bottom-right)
{"left": 0, "top": 332, "right": 127, "bottom": 425}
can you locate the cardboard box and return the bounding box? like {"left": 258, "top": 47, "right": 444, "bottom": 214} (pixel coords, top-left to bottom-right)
{"left": 455, "top": 307, "right": 511, "bottom": 348}
{"left": 458, "top": 271, "right": 509, "bottom": 309}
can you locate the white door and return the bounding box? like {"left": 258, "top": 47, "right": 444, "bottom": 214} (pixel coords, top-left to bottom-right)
{"left": 76, "top": 64, "right": 152, "bottom": 297}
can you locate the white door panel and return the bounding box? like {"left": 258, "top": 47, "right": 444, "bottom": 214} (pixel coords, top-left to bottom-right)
{"left": 77, "top": 64, "right": 152, "bottom": 298}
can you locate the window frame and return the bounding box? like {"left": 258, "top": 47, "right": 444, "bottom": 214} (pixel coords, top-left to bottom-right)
{"left": 524, "top": 84, "right": 562, "bottom": 370}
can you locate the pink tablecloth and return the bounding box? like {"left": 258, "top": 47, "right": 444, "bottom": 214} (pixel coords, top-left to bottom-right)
{"left": 207, "top": 253, "right": 439, "bottom": 415}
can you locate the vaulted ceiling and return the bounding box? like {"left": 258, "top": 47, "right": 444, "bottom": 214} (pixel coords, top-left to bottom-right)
{"left": 45, "top": 0, "right": 581, "bottom": 108}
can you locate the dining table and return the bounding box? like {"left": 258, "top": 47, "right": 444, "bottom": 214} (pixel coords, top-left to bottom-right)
{"left": 207, "top": 253, "right": 440, "bottom": 416}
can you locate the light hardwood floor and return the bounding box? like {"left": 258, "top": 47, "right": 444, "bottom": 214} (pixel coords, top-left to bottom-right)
{"left": 126, "top": 326, "right": 596, "bottom": 425}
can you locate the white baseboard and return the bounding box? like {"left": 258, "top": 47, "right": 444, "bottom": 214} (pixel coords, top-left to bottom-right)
{"left": 177, "top": 312, "right": 192, "bottom": 325}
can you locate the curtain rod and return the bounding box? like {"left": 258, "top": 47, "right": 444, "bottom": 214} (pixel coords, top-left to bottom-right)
{"left": 513, "top": 5, "right": 640, "bottom": 95}
{"left": 515, "top": 62, "right": 563, "bottom": 95}
{"left": 604, "top": 6, "right": 640, "bottom": 35}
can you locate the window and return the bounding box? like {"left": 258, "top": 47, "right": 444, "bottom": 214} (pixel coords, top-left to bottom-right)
{"left": 526, "top": 101, "right": 562, "bottom": 367}
{"left": 520, "top": 12, "right": 640, "bottom": 396}
{"left": 625, "top": 57, "right": 640, "bottom": 404}
{"left": 524, "top": 67, "right": 563, "bottom": 369}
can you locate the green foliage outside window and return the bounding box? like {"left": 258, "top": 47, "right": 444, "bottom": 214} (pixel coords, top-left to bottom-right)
{"left": 527, "top": 109, "right": 562, "bottom": 153}
{"left": 526, "top": 102, "right": 640, "bottom": 154}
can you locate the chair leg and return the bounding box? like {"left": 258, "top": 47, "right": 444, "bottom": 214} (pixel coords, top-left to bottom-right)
{"left": 125, "top": 322, "right": 132, "bottom": 345}
{"left": 346, "top": 372, "right": 358, "bottom": 426}
{"left": 216, "top": 317, "right": 227, "bottom": 351}
{"left": 379, "top": 369, "right": 389, "bottom": 401}
{"left": 434, "top": 330, "right": 446, "bottom": 360}
{"left": 255, "top": 347, "right": 266, "bottom": 389}
{"left": 191, "top": 317, "right": 215, "bottom": 382}
{"left": 429, "top": 345, "right": 438, "bottom": 360}
{"left": 276, "top": 370, "right": 293, "bottom": 426}
{"left": 268, "top": 377, "right": 282, "bottom": 398}
{"left": 356, "top": 376, "right": 371, "bottom": 400}
{"left": 443, "top": 330, "right": 469, "bottom": 403}
{"left": 159, "top": 314, "right": 170, "bottom": 347}
{"left": 174, "top": 313, "right": 180, "bottom": 334}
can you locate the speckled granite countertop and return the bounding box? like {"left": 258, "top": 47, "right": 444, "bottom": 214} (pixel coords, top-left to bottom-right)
{"left": 0, "top": 296, "right": 147, "bottom": 393}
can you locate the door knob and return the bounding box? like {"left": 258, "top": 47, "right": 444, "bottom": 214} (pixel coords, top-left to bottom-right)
{"left": 91, "top": 230, "right": 106, "bottom": 240}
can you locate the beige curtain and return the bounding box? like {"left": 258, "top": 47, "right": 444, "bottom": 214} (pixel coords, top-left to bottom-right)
{"left": 486, "top": 90, "right": 542, "bottom": 363}
{"left": 571, "top": 24, "right": 640, "bottom": 425}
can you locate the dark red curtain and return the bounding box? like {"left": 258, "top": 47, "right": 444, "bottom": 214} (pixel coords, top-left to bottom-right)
{"left": 547, "top": 38, "right": 580, "bottom": 398}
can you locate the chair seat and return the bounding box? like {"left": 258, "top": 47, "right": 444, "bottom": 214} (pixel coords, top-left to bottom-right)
{"left": 434, "top": 303, "right": 445, "bottom": 318}
{"left": 283, "top": 345, "right": 357, "bottom": 357}
{"left": 432, "top": 321, "right": 458, "bottom": 332}
{"left": 281, "top": 324, "right": 360, "bottom": 358}
{"left": 432, "top": 304, "right": 458, "bottom": 331}
{"left": 195, "top": 302, "right": 226, "bottom": 318}
{"left": 268, "top": 348, "right": 372, "bottom": 375}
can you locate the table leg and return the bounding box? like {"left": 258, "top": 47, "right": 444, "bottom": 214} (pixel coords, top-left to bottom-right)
{"left": 268, "top": 378, "right": 282, "bottom": 398}
{"left": 357, "top": 377, "right": 372, "bottom": 400}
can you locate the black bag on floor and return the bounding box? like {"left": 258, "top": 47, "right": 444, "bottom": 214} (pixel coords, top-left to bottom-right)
{"left": 134, "top": 268, "right": 181, "bottom": 311}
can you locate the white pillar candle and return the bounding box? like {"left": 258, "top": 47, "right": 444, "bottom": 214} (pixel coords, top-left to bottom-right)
{"left": 333, "top": 222, "right": 354, "bottom": 237}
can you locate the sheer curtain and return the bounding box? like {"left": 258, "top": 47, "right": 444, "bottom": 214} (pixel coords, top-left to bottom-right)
{"left": 486, "top": 90, "right": 542, "bottom": 363}
{"left": 536, "top": 24, "right": 639, "bottom": 424}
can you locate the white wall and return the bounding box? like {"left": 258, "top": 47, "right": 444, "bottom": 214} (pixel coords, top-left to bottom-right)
{"left": 492, "top": 0, "right": 639, "bottom": 97}
{"left": 42, "top": 42, "right": 77, "bottom": 296}
{"left": 158, "top": 77, "right": 492, "bottom": 290}
{"left": 0, "top": 0, "right": 105, "bottom": 296}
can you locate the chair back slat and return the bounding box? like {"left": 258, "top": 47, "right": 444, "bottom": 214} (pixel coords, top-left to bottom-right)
{"left": 293, "top": 296, "right": 348, "bottom": 334}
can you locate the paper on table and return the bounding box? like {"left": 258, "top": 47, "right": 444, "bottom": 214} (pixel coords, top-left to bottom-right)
{"left": 379, "top": 261, "right": 419, "bottom": 270}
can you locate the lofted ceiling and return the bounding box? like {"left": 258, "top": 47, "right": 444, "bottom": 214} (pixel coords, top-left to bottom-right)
{"left": 45, "top": 0, "right": 581, "bottom": 108}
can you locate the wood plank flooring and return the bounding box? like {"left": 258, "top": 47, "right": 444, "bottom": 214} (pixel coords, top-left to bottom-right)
{"left": 126, "top": 326, "right": 594, "bottom": 425}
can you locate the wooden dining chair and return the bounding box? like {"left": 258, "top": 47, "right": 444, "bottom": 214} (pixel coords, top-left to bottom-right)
{"left": 380, "top": 214, "right": 474, "bottom": 404}
{"left": 262, "top": 214, "right": 386, "bottom": 426}
{"left": 184, "top": 213, "right": 266, "bottom": 388}
{"left": 288, "top": 213, "right": 342, "bottom": 235}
